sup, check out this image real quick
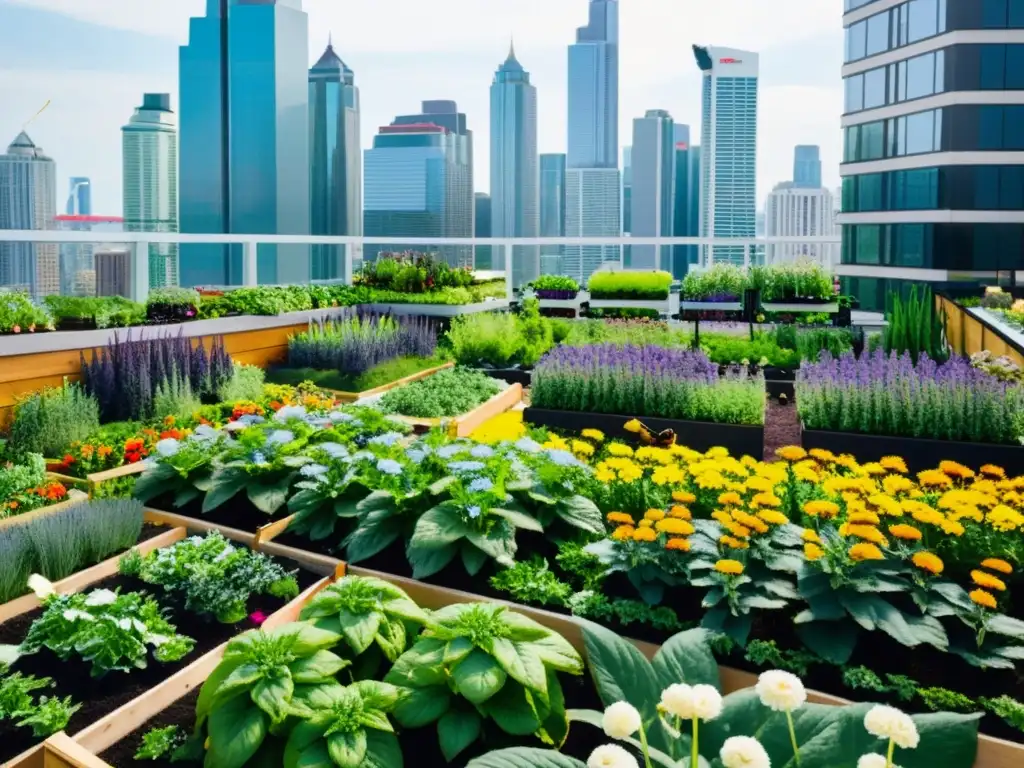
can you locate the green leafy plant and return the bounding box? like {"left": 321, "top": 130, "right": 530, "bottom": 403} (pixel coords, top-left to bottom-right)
{"left": 883, "top": 285, "right": 949, "bottom": 364}
{"left": 378, "top": 368, "right": 501, "bottom": 418}
{"left": 490, "top": 558, "right": 572, "bottom": 607}
{"left": 980, "top": 695, "right": 1024, "bottom": 732}
{"left": 681, "top": 264, "right": 747, "bottom": 301}
{"left": 0, "top": 667, "right": 80, "bottom": 737}
{"left": 218, "top": 363, "right": 267, "bottom": 404}
{"left": 8, "top": 383, "right": 99, "bottom": 460}
{"left": 134, "top": 725, "right": 186, "bottom": 760}
{"left": 589, "top": 270, "right": 673, "bottom": 300}
{"left": 385, "top": 602, "right": 584, "bottom": 761}
{"left": 531, "top": 275, "right": 579, "bottom": 292}
{"left": 152, "top": 369, "right": 203, "bottom": 424}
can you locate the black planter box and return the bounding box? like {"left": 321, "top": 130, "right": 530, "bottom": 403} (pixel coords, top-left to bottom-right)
{"left": 801, "top": 428, "right": 1024, "bottom": 475}
{"left": 763, "top": 366, "right": 796, "bottom": 400}
{"left": 535, "top": 289, "right": 579, "bottom": 300}
{"left": 55, "top": 316, "right": 98, "bottom": 332}
{"left": 477, "top": 367, "right": 532, "bottom": 387}
{"left": 524, "top": 407, "right": 764, "bottom": 459}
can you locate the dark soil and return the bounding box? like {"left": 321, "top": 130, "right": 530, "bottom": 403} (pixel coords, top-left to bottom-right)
{"left": 98, "top": 689, "right": 200, "bottom": 767}
{"left": 148, "top": 493, "right": 288, "bottom": 533}
{"left": 763, "top": 397, "right": 800, "bottom": 460}
{"left": 0, "top": 555, "right": 318, "bottom": 764}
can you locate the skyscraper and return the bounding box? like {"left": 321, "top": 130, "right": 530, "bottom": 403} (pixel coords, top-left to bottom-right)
{"left": 630, "top": 110, "right": 675, "bottom": 271}
{"left": 539, "top": 153, "right": 566, "bottom": 275}
{"left": 0, "top": 132, "right": 58, "bottom": 297}
{"left": 363, "top": 121, "right": 471, "bottom": 266}
{"left": 61, "top": 177, "right": 92, "bottom": 293}
{"left": 309, "top": 36, "right": 361, "bottom": 281}
{"left": 567, "top": 0, "right": 618, "bottom": 169}
{"left": 672, "top": 126, "right": 700, "bottom": 277}
{"left": 490, "top": 41, "right": 539, "bottom": 288}
{"left": 179, "top": 0, "right": 310, "bottom": 286}
{"left": 793, "top": 145, "right": 822, "bottom": 188}
{"left": 766, "top": 182, "right": 835, "bottom": 263}
{"left": 622, "top": 146, "right": 632, "bottom": 234}
{"left": 474, "top": 193, "right": 492, "bottom": 269}
{"left": 693, "top": 45, "right": 759, "bottom": 265}
{"left": 565, "top": 168, "right": 621, "bottom": 282}
{"left": 66, "top": 178, "right": 91, "bottom": 216}
{"left": 122, "top": 93, "right": 179, "bottom": 288}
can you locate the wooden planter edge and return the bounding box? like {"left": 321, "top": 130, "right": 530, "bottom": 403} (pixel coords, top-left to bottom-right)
{"left": 0, "top": 491, "right": 89, "bottom": 532}
{"left": 320, "top": 360, "right": 455, "bottom": 403}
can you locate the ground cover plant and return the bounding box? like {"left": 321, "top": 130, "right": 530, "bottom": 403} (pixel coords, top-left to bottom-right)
{"left": 377, "top": 367, "right": 502, "bottom": 418}
{"left": 589, "top": 270, "right": 673, "bottom": 301}
{"left": 530, "top": 344, "right": 765, "bottom": 425}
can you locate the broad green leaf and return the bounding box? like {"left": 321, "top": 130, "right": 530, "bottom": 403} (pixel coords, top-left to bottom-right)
{"left": 439, "top": 708, "right": 483, "bottom": 761}
{"left": 173, "top": 485, "right": 201, "bottom": 508}
{"left": 839, "top": 592, "right": 948, "bottom": 650}
{"left": 462, "top": 541, "right": 490, "bottom": 575}
{"left": 354, "top": 680, "right": 406, "bottom": 710}
{"left": 444, "top": 637, "right": 475, "bottom": 665}
{"left": 344, "top": 506, "right": 401, "bottom": 563}
{"left": 288, "top": 488, "right": 321, "bottom": 515}
{"left": 467, "top": 526, "right": 518, "bottom": 567}
{"left": 554, "top": 495, "right": 605, "bottom": 535}
{"left": 407, "top": 541, "right": 459, "bottom": 579}
{"left": 411, "top": 503, "right": 470, "bottom": 547}
{"left": 288, "top": 741, "right": 332, "bottom": 768}
{"left": 206, "top": 695, "right": 268, "bottom": 768}
{"left": 392, "top": 685, "right": 451, "bottom": 727}
{"left": 210, "top": 661, "right": 262, "bottom": 706}
{"left": 286, "top": 622, "right": 345, "bottom": 655}
{"left": 483, "top": 679, "right": 543, "bottom": 736}
{"left": 452, "top": 649, "right": 509, "bottom": 704}
{"left": 357, "top": 709, "right": 394, "bottom": 732}
{"left": 701, "top": 606, "right": 752, "bottom": 646}
{"left": 492, "top": 507, "right": 545, "bottom": 532}
{"left": 536, "top": 669, "right": 570, "bottom": 747}
{"left": 375, "top": 616, "right": 407, "bottom": 662}
{"left": 986, "top": 613, "right": 1024, "bottom": 640}
{"left": 651, "top": 628, "right": 719, "bottom": 690}
{"left": 248, "top": 475, "right": 294, "bottom": 515}
{"left": 796, "top": 621, "right": 858, "bottom": 665}
{"left": 362, "top": 729, "right": 403, "bottom": 768}
{"left": 356, "top": 490, "right": 397, "bottom": 514}
{"left": 288, "top": 681, "right": 346, "bottom": 718}
{"left": 289, "top": 650, "right": 349, "bottom": 683}
{"left": 132, "top": 462, "right": 178, "bottom": 502}
{"left": 196, "top": 656, "right": 245, "bottom": 723}
{"left": 327, "top": 730, "right": 367, "bottom": 768}
{"left": 501, "top": 611, "right": 554, "bottom": 642}
{"left": 333, "top": 497, "right": 362, "bottom": 518}
{"left": 284, "top": 720, "right": 329, "bottom": 768}
{"left": 252, "top": 668, "right": 295, "bottom": 723}
{"left": 202, "top": 468, "right": 247, "bottom": 512}
{"left": 465, "top": 747, "right": 585, "bottom": 768}
{"left": 386, "top": 638, "right": 448, "bottom": 687}
{"left": 337, "top": 609, "right": 383, "bottom": 655}
{"left": 528, "top": 632, "right": 584, "bottom": 676}
{"left": 380, "top": 596, "right": 430, "bottom": 624}
{"left": 490, "top": 637, "right": 549, "bottom": 695}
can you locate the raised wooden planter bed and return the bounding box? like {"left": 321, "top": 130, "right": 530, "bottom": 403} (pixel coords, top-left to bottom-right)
{"left": 524, "top": 406, "right": 765, "bottom": 459}
{"left": 801, "top": 427, "right": 1024, "bottom": 476}
{"left": 0, "top": 490, "right": 89, "bottom": 532}
{"left": 315, "top": 360, "right": 454, "bottom": 404}
{"left": 537, "top": 290, "right": 588, "bottom": 317}
{"left": 389, "top": 382, "right": 524, "bottom": 437}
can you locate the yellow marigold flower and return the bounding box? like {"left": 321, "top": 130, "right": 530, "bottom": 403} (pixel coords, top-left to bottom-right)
{"left": 714, "top": 559, "right": 744, "bottom": 575}
{"left": 777, "top": 446, "right": 807, "bottom": 462}
{"left": 656, "top": 518, "right": 695, "bottom": 536}
{"left": 970, "top": 589, "right": 998, "bottom": 610}
{"left": 949, "top": 507, "right": 984, "bottom": 524}
{"left": 741, "top": 455, "right": 760, "bottom": 468}
{"left": 757, "top": 509, "right": 789, "bottom": 525}
{"left": 971, "top": 570, "right": 1007, "bottom": 592}
{"left": 618, "top": 465, "right": 644, "bottom": 483}
{"left": 718, "top": 491, "right": 743, "bottom": 506}
{"left": 939, "top": 460, "right": 975, "bottom": 480}
{"left": 918, "top": 469, "right": 953, "bottom": 489}
{"left": 882, "top": 475, "right": 915, "bottom": 496}
{"left": 669, "top": 505, "right": 692, "bottom": 520}
{"left": 732, "top": 510, "right": 770, "bottom": 534}
{"left": 836, "top": 453, "right": 859, "bottom": 469}
{"left": 636, "top": 446, "right": 670, "bottom": 464}
{"left": 849, "top": 542, "right": 885, "bottom": 561}
{"left": 624, "top": 418, "right": 644, "bottom": 434}
{"left": 611, "top": 525, "right": 635, "bottom": 541}
{"left": 638, "top": 519, "right": 653, "bottom": 529}
{"left": 644, "top": 508, "right": 666, "bottom": 522}
{"left": 607, "top": 443, "right": 634, "bottom": 457}
{"left": 888, "top": 524, "right": 923, "bottom": 541}
{"left": 802, "top": 528, "right": 821, "bottom": 543}
{"left": 711, "top": 510, "right": 733, "bottom": 525}
{"left": 666, "top": 537, "right": 691, "bottom": 552}
{"left": 869, "top": 494, "right": 903, "bottom": 517}
{"left": 981, "top": 464, "right": 1006, "bottom": 479}
{"left": 595, "top": 466, "right": 616, "bottom": 483}
{"left": 572, "top": 440, "right": 595, "bottom": 457}
{"left": 844, "top": 524, "right": 888, "bottom": 546}
{"left": 903, "top": 501, "right": 945, "bottom": 527}
{"left": 751, "top": 492, "right": 782, "bottom": 508}
{"left": 861, "top": 462, "right": 887, "bottom": 477}
{"left": 696, "top": 471, "right": 726, "bottom": 490}
{"left": 981, "top": 558, "right": 1014, "bottom": 575}
{"left": 912, "top": 551, "right": 944, "bottom": 575}
{"left": 986, "top": 505, "right": 1024, "bottom": 532}
{"left": 849, "top": 511, "right": 881, "bottom": 525}
{"left": 651, "top": 464, "right": 685, "bottom": 486}
{"left": 804, "top": 500, "right": 840, "bottom": 519}
{"left": 880, "top": 456, "right": 909, "bottom": 474}
{"left": 581, "top": 428, "right": 605, "bottom": 442}
{"left": 672, "top": 490, "right": 696, "bottom": 504}
{"left": 940, "top": 519, "right": 965, "bottom": 537}
{"left": 632, "top": 526, "right": 658, "bottom": 543}
{"left": 723, "top": 521, "right": 752, "bottom": 539}
{"left": 809, "top": 448, "right": 836, "bottom": 462}
{"left": 545, "top": 435, "right": 570, "bottom": 450}
{"left": 606, "top": 512, "right": 635, "bottom": 525}
{"left": 793, "top": 464, "right": 820, "bottom": 483}
{"left": 804, "top": 543, "right": 825, "bottom": 561}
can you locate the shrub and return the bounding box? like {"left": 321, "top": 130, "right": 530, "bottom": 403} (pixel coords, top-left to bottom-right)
{"left": 217, "top": 363, "right": 267, "bottom": 403}
{"left": 681, "top": 264, "right": 746, "bottom": 301}
{"left": 286, "top": 311, "right": 436, "bottom": 374}
{"left": 0, "top": 291, "right": 51, "bottom": 333}
{"left": 982, "top": 287, "right": 1014, "bottom": 310}
{"left": 146, "top": 287, "right": 200, "bottom": 324}
{"left": 152, "top": 370, "right": 203, "bottom": 424}
{"left": 532, "top": 275, "right": 579, "bottom": 292}
{"left": 357, "top": 251, "right": 475, "bottom": 292}
{"left": 9, "top": 383, "right": 99, "bottom": 459}
{"left": 42, "top": 296, "right": 144, "bottom": 329}
{"left": 701, "top": 333, "right": 800, "bottom": 369}
{"left": 883, "top": 285, "right": 948, "bottom": 364}
{"left": 588, "top": 270, "right": 673, "bottom": 300}
{"left": 447, "top": 301, "right": 555, "bottom": 368}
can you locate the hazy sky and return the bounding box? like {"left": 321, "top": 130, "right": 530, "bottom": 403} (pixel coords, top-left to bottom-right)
{"left": 0, "top": 0, "right": 844, "bottom": 216}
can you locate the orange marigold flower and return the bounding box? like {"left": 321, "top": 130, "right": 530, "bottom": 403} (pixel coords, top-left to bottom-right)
{"left": 880, "top": 456, "right": 908, "bottom": 474}
{"left": 638, "top": 519, "right": 653, "bottom": 529}
{"left": 918, "top": 470, "right": 953, "bottom": 489}
{"left": 751, "top": 492, "right": 782, "bottom": 508}
{"left": 939, "top": 461, "right": 975, "bottom": 480}
{"left": 668, "top": 505, "right": 692, "bottom": 520}
{"left": 981, "top": 558, "right": 1014, "bottom": 574}
{"left": 97, "top": 445, "right": 113, "bottom": 458}
{"left": 644, "top": 509, "right": 666, "bottom": 522}
{"left": 849, "top": 511, "right": 881, "bottom": 525}
{"left": 656, "top": 518, "right": 695, "bottom": 536}
{"left": 980, "top": 464, "right": 1006, "bottom": 480}
{"left": 672, "top": 490, "right": 696, "bottom": 504}
{"left": 611, "top": 525, "right": 635, "bottom": 541}
{"left": 802, "top": 528, "right": 821, "bottom": 543}
{"left": 841, "top": 524, "right": 888, "bottom": 546}
{"left": 666, "top": 537, "right": 691, "bottom": 552}
{"left": 714, "top": 559, "right": 744, "bottom": 575}
{"left": 804, "top": 543, "right": 825, "bottom": 561}
{"left": 809, "top": 448, "right": 836, "bottom": 463}
{"left": 849, "top": 542, "right": 885, "bottom": 561}
{"left": 722, "top": 521, "right": 751, "bottom": 539}
{"left": 711, "top": 510, "right": 733, "bottom": 525}
{"left": 80, "top": 444, "right": 94, "bottom": 459}
{"left": 719, "top": 535, "right": 748, "bottom": 550}
{"left": 606, "top": 512, "right": 635, "bottom": 525}
{"left": 777, "top": 446, "right": 807, "bottom": 462}
{"left": 888, "top": 524, "right": 923, "bottom": 541}
{"left": 804, "top": 500, "right": 840, "bottom": 519}
{"left": 941, "top": 519, "right": 965, "bottom": 537}
{"left": 718, "top": 492, "right": 743, "bottom": 506}
{"left": 971, "top": 570, "right": 1007, "bottom": 592}
{"left": 632, "top": 526, "right": 658, "bottom": 543}
{"left": 970, "top": 589, "right": 998, "bottom": 610}
{"left": 912, "top": 551, "right": 944, "bottom": 575}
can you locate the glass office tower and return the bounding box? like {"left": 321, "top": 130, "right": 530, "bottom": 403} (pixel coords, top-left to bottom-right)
{"left": 672, "top": 126, "right": 700, "bottom": 278}
{"left": 540, "top": 153, "right": 566, "bottom": 275}
{"left": 630, "top": 109, "right": 676, "bottom": 271}
{"left": 793, "top": 144, "right": 823, "bottom": 188}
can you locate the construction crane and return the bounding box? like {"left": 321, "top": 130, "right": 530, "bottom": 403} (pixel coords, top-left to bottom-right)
{"left": 22, "top": 100, "right": 51, "bottom": 131}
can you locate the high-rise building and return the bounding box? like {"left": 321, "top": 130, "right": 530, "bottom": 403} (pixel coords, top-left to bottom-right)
{"left": 540, "top": 153, "right": 566, "bottom": 275}
{"left": 122, "top": 93, "right": 179, "bottom": 289}
{"left": 630, "top": 110, "right": 675, "bottom": 271}
{"left": 0, "top": 131, "right": 58, "bottom": 297}
{"left": 490, "top": 41, "right": 539, "bottom": 288}
{"left": 179, "top": 0, "right": 310, "bottom": 286}
{"left": 840, "top": 0, "right": 1024, "bottom": 310}
{"left": 622, "top": 146, "right": 632, "bottom": 235}
{"left": 66, "top": 178, "right": 91, "bottom": 216}
{"left": 567, "top": 0, "right": 618, "bottom": 169}
{"left": 309, "top": 36, "right": 361, "bottom": 281}
{"left": 565, "top": 168, "right": 621, "bottom": 282}
{"left": 61, "top": 177, "right": 92, "bottom": 293}
{"left": 474, "top": 193, "right": 492, "bottom": 270}
{"left": 672, "top": 126, "right": 700, "bottom": 278}
{"left": 391, "top": 100, "right": 473, "bottom": 259}
{"left": 95, "top": 248, "right": 133, "bottom": 298}
{"left": 766, "top": 182, "right": 836, "bottom": 263}
{"left": 693, "top": 45, "right": 759, "bottom": 265}
{"left": 55, "top": 215, "right": 124, "bottom": 296}
{"left": 793, "top": 145, "right": 822, "bottom": 188}
{"left": 363, "top": 121, "right": 471, "bottom": 267}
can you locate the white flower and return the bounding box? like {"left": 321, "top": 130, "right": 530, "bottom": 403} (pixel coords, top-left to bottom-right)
{"left": 61, "top": 609, "right": 93, "bottom": 622}
{"left": 720, "top": 736, "right": 771, "bottom": 768}
{"left": 155, "top": 438, "right": 181, "bottom": 457}
{"left": 274, "top": 405, "right": 307, "bottom": 423}
{"left": 27, "top": 574, "right": 54, "bottom": 599}
{"left": 85, "top": 588, "right": 117, "bottom": 607}
{"left": 858, "top": 755, "right": 897, "bottom": 768}
{"left": 587, "top": 744, "right": 640, "bottom": 768}
{"left": 691, "top": 684, "right": 723, "bottom": 721}
{"left": 602, "top": 701, "right": 642, "bottom": 740}
{"left": 864, "top": 705, "right": 920, "bottom": 750}
{"left": 660, "top": 683, "right": 695, "bottom": 719}
{"left": 755, "top": 670, "right": 807, "bottom": 712}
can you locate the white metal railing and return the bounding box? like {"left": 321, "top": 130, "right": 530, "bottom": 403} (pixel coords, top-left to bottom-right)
{"left": 0, "top": 231, "right": 842, "bottom": 302}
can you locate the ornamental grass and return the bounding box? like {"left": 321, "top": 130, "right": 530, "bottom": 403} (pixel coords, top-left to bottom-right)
{"left": 796, "top": 349, "right": 1024, "bottom": 444}
{"left": 531, "top": 344, "right": 765, "bottom": 425}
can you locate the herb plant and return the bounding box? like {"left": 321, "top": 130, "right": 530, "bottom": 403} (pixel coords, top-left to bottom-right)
{"left": 8, "top": 383, "right": 99, "bottom": 460}
{"left": 0, "top": 667, "right": 80, "bottom": 737}
{"left": 134, "top": 725, "right": 186, "bottom": 761}
{"left": 378, "top": 368, "right": 501, "bottom": 418}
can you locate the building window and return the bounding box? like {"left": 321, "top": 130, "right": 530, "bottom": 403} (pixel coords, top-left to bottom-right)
{"left": 908, "top": 0, "right": 940, "bottom": 42}
{"left": 866, "top": 12, "right": 891, "bottom": 56}
{"left": 846, "top": 21, "right": 867, "bottom": 61}
{"left": 864, "top": 67, "right": 887, "bottom": 109}
{"left": 845, "top": 74, "right": 864, "bottom": 112}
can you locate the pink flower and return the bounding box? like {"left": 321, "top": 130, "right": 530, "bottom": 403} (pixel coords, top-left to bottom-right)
{"left": 249, "top": 611, "right": 268, "bottom": 625}
{"left": 12, "top": 325, "right": 20, "bottom": 334}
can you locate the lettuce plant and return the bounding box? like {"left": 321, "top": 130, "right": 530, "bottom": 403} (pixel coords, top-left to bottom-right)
{"left": 194, "top": 622, "right": 347, "bottom": 768}
{"left": 0, "top": 667, "right": 80, "bottom": 737}
{"left": 299, "top": 576, "right": 429, "bottom": 678}
{"left": 384, "top": 603, "right": 583, "bottom": 761}
{"left": 283, "top": 681, "right": 407, "bottom": 768}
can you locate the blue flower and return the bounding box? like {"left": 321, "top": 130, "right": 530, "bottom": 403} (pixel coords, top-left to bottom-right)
{"left": 191, "top": 425, "right": 218, "bottom": 441}
{"left": 267, "top": 429, "right": 295, "bottom": 446}
{"left": 155, "top": 438, "right": 180, "bottom": 457}
{"left": 251, "top": 451, "right": 269, "bottom": 466}
{"left": 448, "top": 460, "right": 486, "bottom": 473}
{"left": 468, "top": 477, "right": 494, "bottom": 493}
{"left": 329, "top": 411, "right": 356, "bottom": 423}
{"left": 376, "top": 459, "right": 403, "bottom": 476}
{"left": 438, "top": 444, "right": 466, "bottom": 459}
{"left": 514, "top": 437, "right": 542, "bottom": 453}
{"left": 317, "top": 442, "right": 349, "bottom": 459}
{"left": 405, "top": 445, "right": 432, "bottom": 464}
{"left": 351, "top": 450, "right": 374, "bottom": 463}
{"left": 369, "top": 432, "right": 403, "bottom": 447}
{"left": 470, "top": 444, "right": 494, "bottom": 458}
{"left": 546, "top": 449, "right": 580, "bottom": 467}
{"left": 238, "top": 414, "right": 265, "bottom": 426}
{"left": 274, "top": 405, "right": 307, "bottom": 423}
{"left": 467, "top": 505, "right": 481, "bottom": 519}
{"left": 300, "top": 463, "right": 329, "bottom": 478}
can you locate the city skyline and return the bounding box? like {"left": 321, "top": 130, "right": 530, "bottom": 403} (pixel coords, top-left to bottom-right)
{"left": 0, "top": 0, "right": 844, "bottom": 216}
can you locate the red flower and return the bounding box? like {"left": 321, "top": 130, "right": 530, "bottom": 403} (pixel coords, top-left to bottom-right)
{"left": 63, "top": 453, "right": 75, "bottom": 465}
{"left": 125, "top": 451, "right": 142, "bottom": 464}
